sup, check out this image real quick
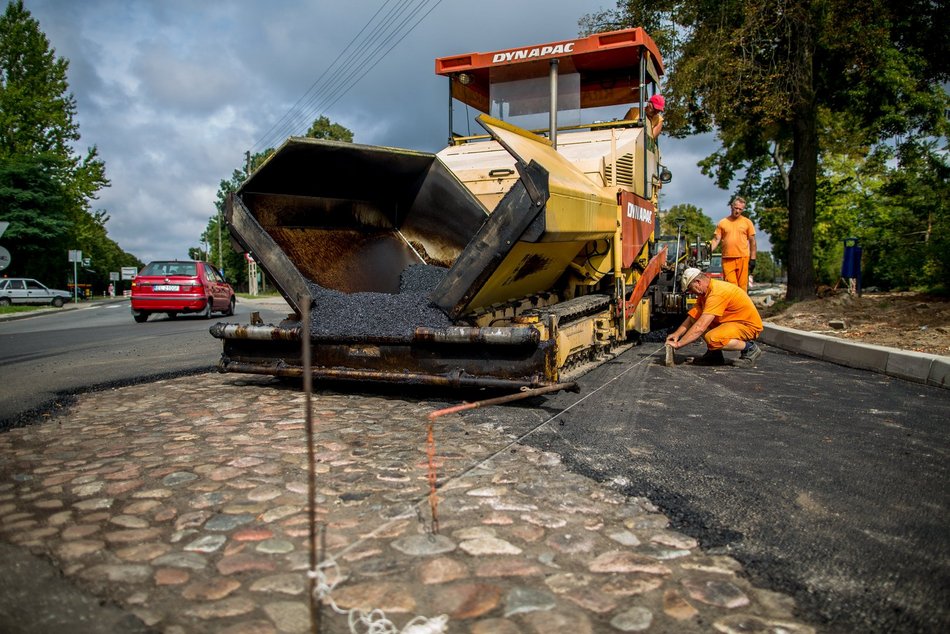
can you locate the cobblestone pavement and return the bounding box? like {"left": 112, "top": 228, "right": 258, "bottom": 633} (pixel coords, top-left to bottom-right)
{"left": 0, "top": 373, "right": 816, "bottom": 633}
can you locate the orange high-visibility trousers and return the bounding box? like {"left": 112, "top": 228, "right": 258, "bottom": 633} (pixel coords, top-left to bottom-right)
{"left": 722, "top": 257, "right": 750, "bottom": 291}
{"left": 703, "top": 320, "right": 761, "bottom": 350}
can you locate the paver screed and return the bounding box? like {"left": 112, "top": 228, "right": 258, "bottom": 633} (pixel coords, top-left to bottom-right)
{"left": 0, "top": 373, "right": 816, "bottom": 633}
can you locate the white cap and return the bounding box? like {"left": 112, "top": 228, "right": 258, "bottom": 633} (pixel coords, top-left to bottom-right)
{"left": 681, "top": 267, "right": 703, "bottom": 290}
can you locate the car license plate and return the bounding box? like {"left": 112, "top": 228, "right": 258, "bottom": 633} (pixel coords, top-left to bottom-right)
{"left": 154, "top": 285, "right": 180, "bottom": 291}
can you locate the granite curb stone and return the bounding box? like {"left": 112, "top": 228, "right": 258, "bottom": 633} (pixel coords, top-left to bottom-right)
{"left": 761, "top": 322, "right": 948, "bottom": 389}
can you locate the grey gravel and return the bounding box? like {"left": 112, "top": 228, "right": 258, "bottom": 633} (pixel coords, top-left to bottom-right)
{"left": 306, "top": 264, "right": 452, "bottom": 340}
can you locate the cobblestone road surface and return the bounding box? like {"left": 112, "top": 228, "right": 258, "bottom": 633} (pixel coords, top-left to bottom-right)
{"left": 0, "top": 373, "right": 816, "bottom": 633}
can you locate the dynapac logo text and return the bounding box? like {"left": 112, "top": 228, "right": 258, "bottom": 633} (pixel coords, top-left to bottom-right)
{"left": 492, "top": 42, "right": 575, "bottom": 64}
{"left": 626, "top": 202, "right": 653, "bottom": 223}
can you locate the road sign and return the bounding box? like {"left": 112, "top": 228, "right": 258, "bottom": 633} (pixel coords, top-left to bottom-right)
{"left": 121, "top": 266, "right": 138, "bottom": 280}
{"left": 0, "top": 221, "right": 8, "bottom": 238}
{"left": 68, "top": 249, "right": 82, "bottom": 263}
{"left": 0, "top": 245, "right": 10, "bottom": 272}
{"left": 109, "top": 272, "right": 120, "bottom": 281}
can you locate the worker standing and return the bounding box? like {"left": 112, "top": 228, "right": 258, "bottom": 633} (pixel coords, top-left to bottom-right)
{"left": 666, "top": 268, "right": 763, "bottom": 367}
{"left": 710, "top": 196, "right": 756, "bottom": 291}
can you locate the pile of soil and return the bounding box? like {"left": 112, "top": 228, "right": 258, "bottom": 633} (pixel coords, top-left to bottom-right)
{"left": 759, "top": 289, "right": 950, "bottom": 356}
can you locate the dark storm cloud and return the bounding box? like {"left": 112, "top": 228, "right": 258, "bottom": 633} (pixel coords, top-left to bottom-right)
{"left": 19, "top": 1, "right": 762, "bottom": 262}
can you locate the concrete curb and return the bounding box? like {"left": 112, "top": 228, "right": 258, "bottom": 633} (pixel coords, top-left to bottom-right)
{"left": 762, "top": 322, "right": 949, "bottom": 389}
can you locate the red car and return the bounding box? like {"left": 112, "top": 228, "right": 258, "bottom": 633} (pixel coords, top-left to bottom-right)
{"left": 130, "top": 260, "right": 235, "bottom": 323}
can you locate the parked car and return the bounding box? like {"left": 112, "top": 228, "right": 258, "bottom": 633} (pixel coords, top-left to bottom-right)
{"left": 130, "top": 260, "right": 235, "bottom": 323}
{"left": 0, "top": 278, "right": 72, "bottom": 307}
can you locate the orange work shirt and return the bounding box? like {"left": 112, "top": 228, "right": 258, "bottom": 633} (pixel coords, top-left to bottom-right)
{"left": 688, "top": 279, "right": 763, "bottom": 332}
{"left": 714, "top": 215, "right": 756, "bottom": 258}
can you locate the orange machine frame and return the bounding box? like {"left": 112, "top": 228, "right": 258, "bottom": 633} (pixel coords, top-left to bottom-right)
{"left": 435, "top": 28, "right": 664, "bottom": 114}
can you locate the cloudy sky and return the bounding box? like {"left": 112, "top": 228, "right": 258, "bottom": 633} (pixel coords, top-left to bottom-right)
{"left": 23, "top": 0, "right": 744, "bottom": 264}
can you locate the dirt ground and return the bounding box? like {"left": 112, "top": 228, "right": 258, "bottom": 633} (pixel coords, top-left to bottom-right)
{"left": 755, "top": 287, "right": 950, "bottom": 356}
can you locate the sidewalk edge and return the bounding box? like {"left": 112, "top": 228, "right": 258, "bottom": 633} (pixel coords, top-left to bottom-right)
{"left": 761, "top": 322, "right": 949, "bottom": 389}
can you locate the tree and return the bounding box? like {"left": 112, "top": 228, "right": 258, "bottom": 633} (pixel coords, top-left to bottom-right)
{"left": 0, "top": 153, "right": 69, "bottom": 282}
{"left": 0, "top": 0, "right": 112, "bottom": 283}
{"left": 660, "top": 203, "right": 715, "bottom": 241}
{"left": 582, "top": 0, "right": 949, "bottom": 300}
{"left": 201, "top": 117, "right": 355, "bottom": 289}
{"left": 307, "top": 115, "right": 354, "bottom": 142}
{"left": 71, "top": 208, "right": 142, "bottom": 293}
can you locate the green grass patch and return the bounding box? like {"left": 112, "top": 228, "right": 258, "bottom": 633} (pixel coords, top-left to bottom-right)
{"left": 0, "top": 304, "right": 47, "bottom": 315}
{"left": 236, "top": 291, "right": 282, "bottom": 299}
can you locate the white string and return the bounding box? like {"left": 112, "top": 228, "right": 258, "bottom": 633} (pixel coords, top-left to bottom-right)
{"left": 303, "top": 346, "right": 662, "bottom": 633}
{"left": 308, "top": 558, "right": 449, "bottom": 634}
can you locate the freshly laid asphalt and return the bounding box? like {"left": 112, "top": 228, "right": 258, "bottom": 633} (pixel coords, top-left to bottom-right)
{"left": 0, "top": 296, "right": 946, "bottom": 633}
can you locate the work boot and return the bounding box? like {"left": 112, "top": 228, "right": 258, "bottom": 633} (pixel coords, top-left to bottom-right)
{"left": 690, "top": 349, "right": 725, "bottom": 366}
{"left": 734, "top": 341, "right": 763, "bottom": 367}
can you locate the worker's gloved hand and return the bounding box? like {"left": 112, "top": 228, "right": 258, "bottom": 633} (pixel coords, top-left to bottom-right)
{"left": 749, "top": 259, "right": 756, "bottom": 273}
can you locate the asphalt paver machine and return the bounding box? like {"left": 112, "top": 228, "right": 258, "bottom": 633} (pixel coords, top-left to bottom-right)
{"left": 213, "top": 27, "right": 690, "bottom": 390}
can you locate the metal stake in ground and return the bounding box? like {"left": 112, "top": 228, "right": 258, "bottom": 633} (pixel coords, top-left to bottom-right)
{"left": 300, "top": 294, "right": 321, "bottom": 634}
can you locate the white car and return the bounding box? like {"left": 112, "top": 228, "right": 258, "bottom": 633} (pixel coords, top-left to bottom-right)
{"left": 0, "top": 278, "right": 73, "bottom": 307}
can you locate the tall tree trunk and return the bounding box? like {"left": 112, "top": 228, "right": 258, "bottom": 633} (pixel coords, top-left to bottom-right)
{"left": 786, "top": 105, "right": 818, "bottom": 300}
{"left": 785, "top": 5, "right": 818, "bottom": 301}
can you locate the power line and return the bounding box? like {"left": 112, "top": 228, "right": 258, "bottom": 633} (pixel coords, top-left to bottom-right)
{"left": 262, "top": 0, "right": 414, "bottom": 146}
{"left": 251, "top": 0, "right": 443, "bottom": 154}
{"left": 264, "top": 0, "right": 438, "bottom": 149}
{"left": 315, "top": 1, "right": 443, "bottom": 118}
{"left": 253, "top": 0, "right": 408, "bottom": 150}
{"left": 249, "top": 0, "right": 394, "bottom": 153}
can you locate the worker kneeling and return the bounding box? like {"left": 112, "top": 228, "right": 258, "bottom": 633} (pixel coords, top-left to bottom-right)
{"left": 666, "top": 268, "right": 764, "bottom": 367}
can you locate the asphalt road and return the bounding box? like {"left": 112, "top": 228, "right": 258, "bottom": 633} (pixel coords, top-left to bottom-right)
{"left": 1, "top": 302, "right": 947, "bottom": 632}
{"left": 0, "top": 298, "right": 289, "bottom": 428}
{"left": 470, "top": 342, "right": 950, "bottom": 633}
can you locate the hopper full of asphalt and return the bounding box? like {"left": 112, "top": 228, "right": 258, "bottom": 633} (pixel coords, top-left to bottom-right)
{"left": 306, "top": 264, "right": 452, "bottom": 340}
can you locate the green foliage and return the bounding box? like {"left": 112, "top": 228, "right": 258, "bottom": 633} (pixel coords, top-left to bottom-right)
{"left": 203, "top": 150, "right": 273, "bottom": 288}
{"left": 0, "top": 0, "right": 75, "bottom": 157}
{"left": 307, "top": 115, "right": 354, "bottom": 142}
{"left": 791, "top": 138, "right": 949, "bottom": 291}
{"left": 200, "top": 211, "right": 246, "bottom": 287}
{"left": 660, "top": 203, "right": 714, "bottom": 240}
{"left": 0, "top": 1, "right": 130, "bottom": 289}
{"left": 71, "top": 207, "right": 143, "bottom": 292}
{"left": 202, "top": 117, "right": 355, "bottom": 290}
{"left": 582, "top": 0, "right": 949, "bottom": 299}
{"left": 752, "top": 251, "right": 777, "bottom": 283}
{"left": 857, "top": 141, "right": 950, "bottom": 290}
{"left": 0, "top": 153, "right": 69, "bottom": 282}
